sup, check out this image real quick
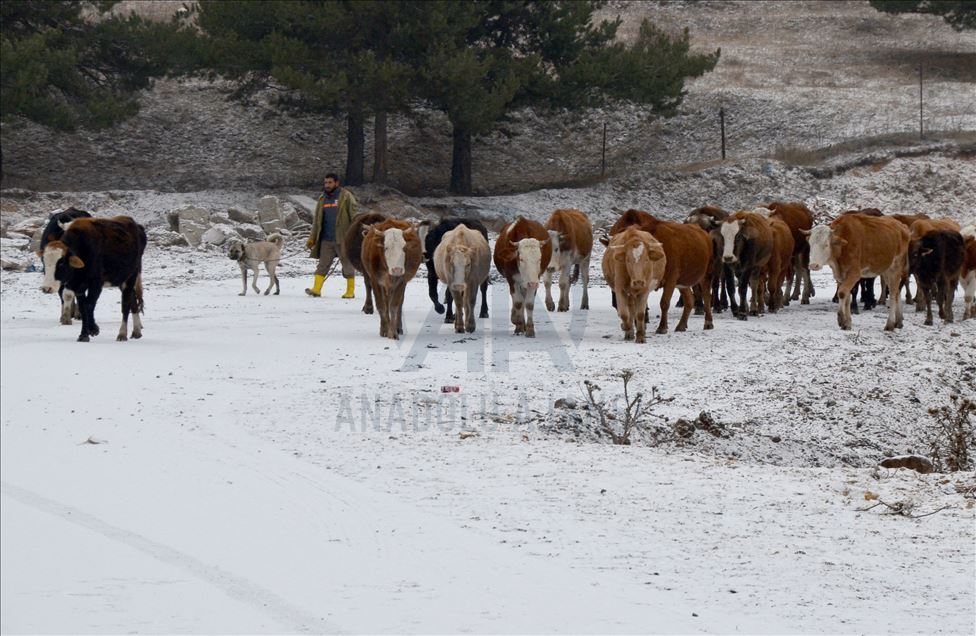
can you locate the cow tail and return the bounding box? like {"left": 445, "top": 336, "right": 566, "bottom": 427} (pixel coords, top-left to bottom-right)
{"left": 571, "top": 263, "right": 580, "bottom": 284}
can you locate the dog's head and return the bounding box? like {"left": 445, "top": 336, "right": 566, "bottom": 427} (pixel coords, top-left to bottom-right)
{"left": 228, "top": 242, "right": 246, "bottom": 261}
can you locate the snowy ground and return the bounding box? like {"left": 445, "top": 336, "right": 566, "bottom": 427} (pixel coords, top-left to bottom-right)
{"left": 1, "top": 242, "right": 974, "bottom": 633}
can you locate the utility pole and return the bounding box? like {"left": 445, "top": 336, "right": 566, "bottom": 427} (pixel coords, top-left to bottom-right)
{"left": 601, "top": 122, "right": 607, "bottom": 177}
{"left": 919, "top": 62, "right": 924, "bottom": 140}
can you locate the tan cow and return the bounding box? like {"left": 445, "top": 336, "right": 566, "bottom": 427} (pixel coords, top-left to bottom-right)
{"left": 493, "top": 217, "right": 552, "bottom": 337}
{"left": 544, "top": 208, "right": 593, "bottom": 312}
{"left": 361, "top": 219, "right": 423, "bottom": 340}
{"left": 961, "top": 224, "right": 976, "bottom": 320}
{"left": 765, "top": 201, "right": 814, "bottom": 304}
{"left": 433, "top": 225, "right": 491, "bottom": 334}
{"left": 806, "top": 214, "right": 910, "bottom": 331}
{"left": 602, "top": 227, "right": 666, "bottom": 343}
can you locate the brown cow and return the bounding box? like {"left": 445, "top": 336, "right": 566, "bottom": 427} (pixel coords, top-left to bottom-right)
{"left": 765, "top": 214, "right": 796, "bottom": 313}
{"left": 806, "top": 214, "right": 909, "bottom": 331}
{"left": 360, "top": 218, "right": 423, "bottom": 340}
{"left": 606, "top": 209, "right": 713, "bottom": 333}
{"left": 720, "top": 211, "right": 774, "bottom": 320}
{"left": 765, "top": 201, "right": 814, "bottom": 304}
{"left": 342, "top": 212, "right": 388, "bottom": 315}
{"left": 961, "top": 225, "right": 976, "bottom": 320}
{"left": 602, "top": 227, "right": 666, "bottom": 343}
{"left": 544, "top": 208, "right": 593, "bottom": 312}
{"left": 493, "top": 217, "right": 552, "bottom": 337}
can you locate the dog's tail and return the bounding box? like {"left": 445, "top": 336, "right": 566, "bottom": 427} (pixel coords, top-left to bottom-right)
{"left": 267, "top": 233, "right": 284, "bottom": 246}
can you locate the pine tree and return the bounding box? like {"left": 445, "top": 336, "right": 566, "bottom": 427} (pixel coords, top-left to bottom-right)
{"left": 870, "top": 1, "right": 976, "bottom": 30}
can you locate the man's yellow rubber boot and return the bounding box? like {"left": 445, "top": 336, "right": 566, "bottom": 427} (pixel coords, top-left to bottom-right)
{"left": 342, "top": 277, "right": 355, "bottom": 299}
{"left": 305, "top": 274, "right": 325, "bottom": 297}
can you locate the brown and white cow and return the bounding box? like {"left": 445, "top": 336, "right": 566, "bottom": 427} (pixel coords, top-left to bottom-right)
{"left": 544, "top": 208, "right": 593, "bottom": 312}
{"left": 341, "top": 212, "right": 388, "bottom": 315}
{"left": 42, "top": 216, "right": 147, "bottom": 342}
{"left": 720, "top": 211, "right": 774, "bottom": 320}
{"left": 765, "top": 201, "right": 814, "bottom": 304}
{"left": 602, "top": 227, "right": 666, "bottom": 343}
{"left": 806, "top": 214, "right": 909, "bottom": 331}
{"left": 606, "top": 209, "right": 713, "bottom": 333}
{"left": 493, "top": 216, "right": 552, "bottom": 337}
{"left": 684, "top": 205, "right": 736, "bottom": 314}
{"left": 361, "top": 218, "right": 423, "bottom": 340}
{"left": 433, "top": 225, "right": 491, "bottom": 334}
{"left": 39, "top": 207, "right": 92, "bottom": 325}
{"left": 960, "top": 224, "right": 976, "bottom": 320}
{"left": 765, "top": 214, "right": 796, "bottom": 313}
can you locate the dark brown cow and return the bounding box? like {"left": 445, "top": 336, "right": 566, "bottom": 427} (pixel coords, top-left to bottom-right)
{"left": 360, "top": 219, "right": 423, "bottom": 340}
{"left": 544, "top": 208, "right": 593, "bottom": 312}
{"left": 493, "top": 217, "right": 552, "bottom": 337}
{"left": 606, "top": 209, "right": 713, "bottom": 333}
{"left": 806, "top": 214, "right": 909, "bottom": 331}
{"left": 720, "top": 211, "right": 774, "bottom": 320}
{"left": 341, "top": 212, "right": 388, "bottom": 314}
{"left": 42, "top": 216, "right": 146, "bottom": 342}
{"left": 765, "top": 214, "right": 796, "bottom": 313}
{"left": 765, "top": 201, "right": 814, "bottom": 304}
{"left": 909, "top": 229, "right": 965, "bottom": 325}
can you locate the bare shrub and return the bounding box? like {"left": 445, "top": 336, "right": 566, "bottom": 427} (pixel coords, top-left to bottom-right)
{"left": 582, "top": 370, "right": 673, "bottom": 445}
{"left": 927, "top": 395, "right": 975, "bottom": 472}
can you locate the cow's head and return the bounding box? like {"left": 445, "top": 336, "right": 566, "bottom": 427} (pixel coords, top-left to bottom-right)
{"left": 449, "top": 244, "right": 472, "bottom": 293}
{"left": 804, "top": 225, "right": 841, "bottom": 271}
{"left": 416, "top": 220, "right": 433, "bottom": 257}
{"left": 40, "top": 241, "right": 84, "bottom": 293}
{"left": 720, "top": 219, "right": 746, "bottom": 264}
{"left": 372, "top": 227, "right": 414, "bottom": 277}
{"left": 509, "top": 237, "right": 549, "bottom": 289}
{"left": 611, "top": 237, "right": 665, "bottom": 292}
{"left": 546, "top": 229, "right": 564, "bottom": 270}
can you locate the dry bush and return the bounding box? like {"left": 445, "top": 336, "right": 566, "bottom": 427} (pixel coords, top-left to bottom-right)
{"left": 582, "top": 370, "right": 673, "bottom": 445}
{"left": 928, "top": 395, "right": 975, "bottom": 472}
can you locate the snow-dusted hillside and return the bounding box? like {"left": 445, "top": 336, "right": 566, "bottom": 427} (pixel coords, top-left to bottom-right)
{"left": 2, "top": 240, "right": 974, "bottom": 632}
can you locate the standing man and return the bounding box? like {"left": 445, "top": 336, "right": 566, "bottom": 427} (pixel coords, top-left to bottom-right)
{"left": 306, "top": 172, "right": 357, "bottom": 298}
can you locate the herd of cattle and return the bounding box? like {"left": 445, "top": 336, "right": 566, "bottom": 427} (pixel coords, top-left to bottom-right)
{"left": 33, "top": 201, "right": 976, "bottom": 343}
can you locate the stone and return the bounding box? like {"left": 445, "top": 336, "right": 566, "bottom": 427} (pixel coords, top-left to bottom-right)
{"left": 237, "top": 223, "right": 266, "bottom": 241}
{"left": 257, "top": 196, "right": 285, "bottom": 235}
{"left": 281, "top": 202, "right": 305, "bottom": 230}
{"left": 201, "top": 225, "right": 231, "bottom": 246}
{"left": 179, "top": 220, "right": 208, "bottom": 247}
{"left": 148, "top": 227, "right": 189, "bottom": 247}
{"left": 228, "top": 208, "right": 257, "bottom": 224}
{"left": 879, "top": 455, "right": 935, "bottom": 474}
{"left": 554, "top": 398, "right": 578, "bottom": 410}
{"left": 1, "top": 258, "right": 28, "bottom": 271}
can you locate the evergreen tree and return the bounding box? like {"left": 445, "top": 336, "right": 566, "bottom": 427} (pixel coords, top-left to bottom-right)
{"left": 1, "top": 0, "right": 190, "bottom": 131}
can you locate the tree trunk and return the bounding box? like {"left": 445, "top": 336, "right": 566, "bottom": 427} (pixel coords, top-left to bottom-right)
{"left": 372, "top": 111, "right": 388, "bottom": 184}
{"left": 450, "top": 125, "right": 472, "bottom": 195}
{"left": 345, "top": 112, "right": 365, "bottom": 186}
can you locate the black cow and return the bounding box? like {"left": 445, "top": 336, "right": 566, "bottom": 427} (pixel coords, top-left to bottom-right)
{"left": 44, "top": 216, "right": 147, "bottom": 342}
{"left": 418, "top": 218, "right": 490, "bottom": 322}
{"left": 38, "top": 207, "right": 92, "bottom": 325}
{"left": 909, "top": 230, "right": 965, "bottom": 326}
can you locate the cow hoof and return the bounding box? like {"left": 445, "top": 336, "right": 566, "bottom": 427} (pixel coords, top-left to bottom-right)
{"left": 675, "top": 324, "right": 687, "bottom": 332}
{"left": 635, "top": 335, "right": 646, "bottom": 344}
{"left": 61, "top": 319, "right": 73, "bottom": 326}
{"left": 801, "top": 299, "right": 810, "bottom": 305}
{"left": 655, "top": 327, "right": 668, "bottom": 335}
{"left": 580, "top": 302, "right": 588, "bottom": 310}
{"left": 525, "top": 330, "right": 536, "bottom": 338}
{"left": 444, "top": 314, "right": 454, "bottom": 324}
{"left": 545, "top": 300, "right": 555, "bottom": 312}
{"left": 78, "top": 334, "right": 90, "bottom": 342}
{"left": 624, "top": 331, "right": 634, "bottom": 341}
{"left": 455, "top": 325, "right": 464, "bottom": 334}
{"left": 274, "top": 291, "right": 280, "bottom": 296}
{"left": 132, "top": 332, "right": 142, "bottom": 339}
{"left": 480, "top": 311, "right": 489, "bottom": 319}
{"left": 117, "top": 334, "right": 127, "bottom": 342}
{"left": 264, "top": 290, "right": 270, "bottom": 296}
{"left": 239, "top": 292, "right": 246, "bottom": 296}
{"left": 558, "top": 306, "right": 569, "bottom": 313}
{"left": 465, "top": 324, "right": 475, "bottom": 333}
{"left": 737, "top": 314, "right": 747, "bottom": 321}
{"left": 704, "top": 322, "right": 714, "bottom": 330}
{"left": 434, "top": 303, "right": 445, "bottom": 314}
{"left": 924, "top": 318, "right": 933, "bottom": 326}
{"left": 90, "top": 325, "right": 100, "bottom": 336}
{"left": 362, "top": 306, "right": 374, "bottom": 315}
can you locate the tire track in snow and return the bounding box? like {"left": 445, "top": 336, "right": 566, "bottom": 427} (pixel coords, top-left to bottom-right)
{"left": 0, "top": 481, "right": 339, "bottom": 634}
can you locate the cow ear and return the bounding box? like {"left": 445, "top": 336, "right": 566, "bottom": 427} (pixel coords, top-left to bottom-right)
{"left": 832, "top": 237, "right": 848, "bottom": 247}
{"left": 68, "top": 255, "right": 85, "bottom": 268}
{"left": 800, "top": 229, "right": 812, "bottom": 236}
{"left": 648, "top": 248, "right": 665, "bottom": 261}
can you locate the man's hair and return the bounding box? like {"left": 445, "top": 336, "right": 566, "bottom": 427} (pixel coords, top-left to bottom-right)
{"left": 324, "top": 172, "right": 340, "bottom": 182}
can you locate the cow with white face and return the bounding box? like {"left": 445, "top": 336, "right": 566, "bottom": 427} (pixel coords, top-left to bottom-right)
{"left": 433, "top": 225, "right": 491, "bottom": 334}
{"left": 719, "top": 211, "right": 774, "bottom": 319}
{"left": 543, "top": 208, "right": 593, "bottom": 313}
{"left": 602, "top": 227, "right": 666, "bottom": 343}
{"left": 803, "top": 214, "right": 909, "bottom": 331}
{"left": 493, "top": 217, "right": 552, "bottom": 337}
{"left": 38, "top": 208, "right": 92, "bottom": 325}
{"left": 361, "top": 219, "right": 423, "bottom": 340}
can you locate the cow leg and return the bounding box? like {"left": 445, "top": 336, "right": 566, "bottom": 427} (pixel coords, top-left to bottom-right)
{"left": 611, "top": 289, "right": 617, "bottom": 309}
{"left": 60, "top": 286, "right": 75, "bottom": 325}
{"left": 618, "top": 292, "right": 633, "bottom": 341}
{"left": 478, "top": 278, "right": 489, "bottom": 318}
{"left": 850, "top": 280, "right": 860, "bottom": 315}
{"left": 921, "top": 282, "right": 934, "bottom": 326}
{"left": 239, "top": 266, "right": 248, "bottom": 296}
{"left": 544, "top": 266, "right": 556, "bottom": 312}
{"left": 963, "top": 272, "right": 975, "bottom": 320}
{"left": 702, "top": 279, "right": 714, "bottom": 330}
{"left": 579, "top": 255, "right": 590, "bottom": 310}
{"left": 635, "top": 290, "right": 651, "bottom": 343}
{"left": 524, "top": 285, "right": 538, "bottom": 338}
{"left": 749, "top": 272, "right": 762, "bottom": 316}
{"left": 836, "top": 273, "right": 859, "bottom": 330}
{"left": 393, "top": 282, "right": 406, "bottom": 338}
{"left": 117, "top": 281, "right": 134, "bottom": 341}
{"left": 362, "top": 273, "right": 375, "bottom": 315}
{"left": 693, "top": 284, "right": 705, "bottom": 315}
{"left": 804, "top": 265, "right": 815, "bottom": 299}
{"left": 736, "top": 271, "right": 749, "bottom": 321}
{"left": 439, "top": 288, "right": 452, "bottom": 323}
{"left": 454, "top": 288, "right": 465, "bottom": 334}
{"left": 657, "top": 284, "right": 675, "bottom": 334}
{"left": 558, "top": 263, "right": 571, "bottom": 312}
{"left": 373, "top": 284, "right": 389, "bottom": 337}
{"left": 710, "top": 268, "right": 723, "bottom": 314}
{"left": 882, "top": 270, "right": 902, "bottom": 331}
{"left": 676, "top": 287, "right": 695, "bottom": 332}
{"left": 511, "top": 284, "right": 525, "bottom": 336}
{"left": 428, "top": 269, "right": 444, "bottom": 314}
{"left": 76, "top": 292, "right": 92, "bottom": 342}
{"left": 465, "top": 288, "right": 477, "bottom": 333}
{"left": 914, "top": 274, "right": 926, "bottom": 312}
{"left": 724, "top": 265, "right": 737, "bottom": 312}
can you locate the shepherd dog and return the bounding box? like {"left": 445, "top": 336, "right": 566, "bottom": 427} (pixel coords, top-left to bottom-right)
{"left": 228, "top": 234, "right": 283, "bottom": 296}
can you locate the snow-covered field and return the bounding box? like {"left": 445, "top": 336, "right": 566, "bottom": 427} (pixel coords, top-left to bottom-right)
{"left": 2, "top": 243, "right": 974, "bottom": 633}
